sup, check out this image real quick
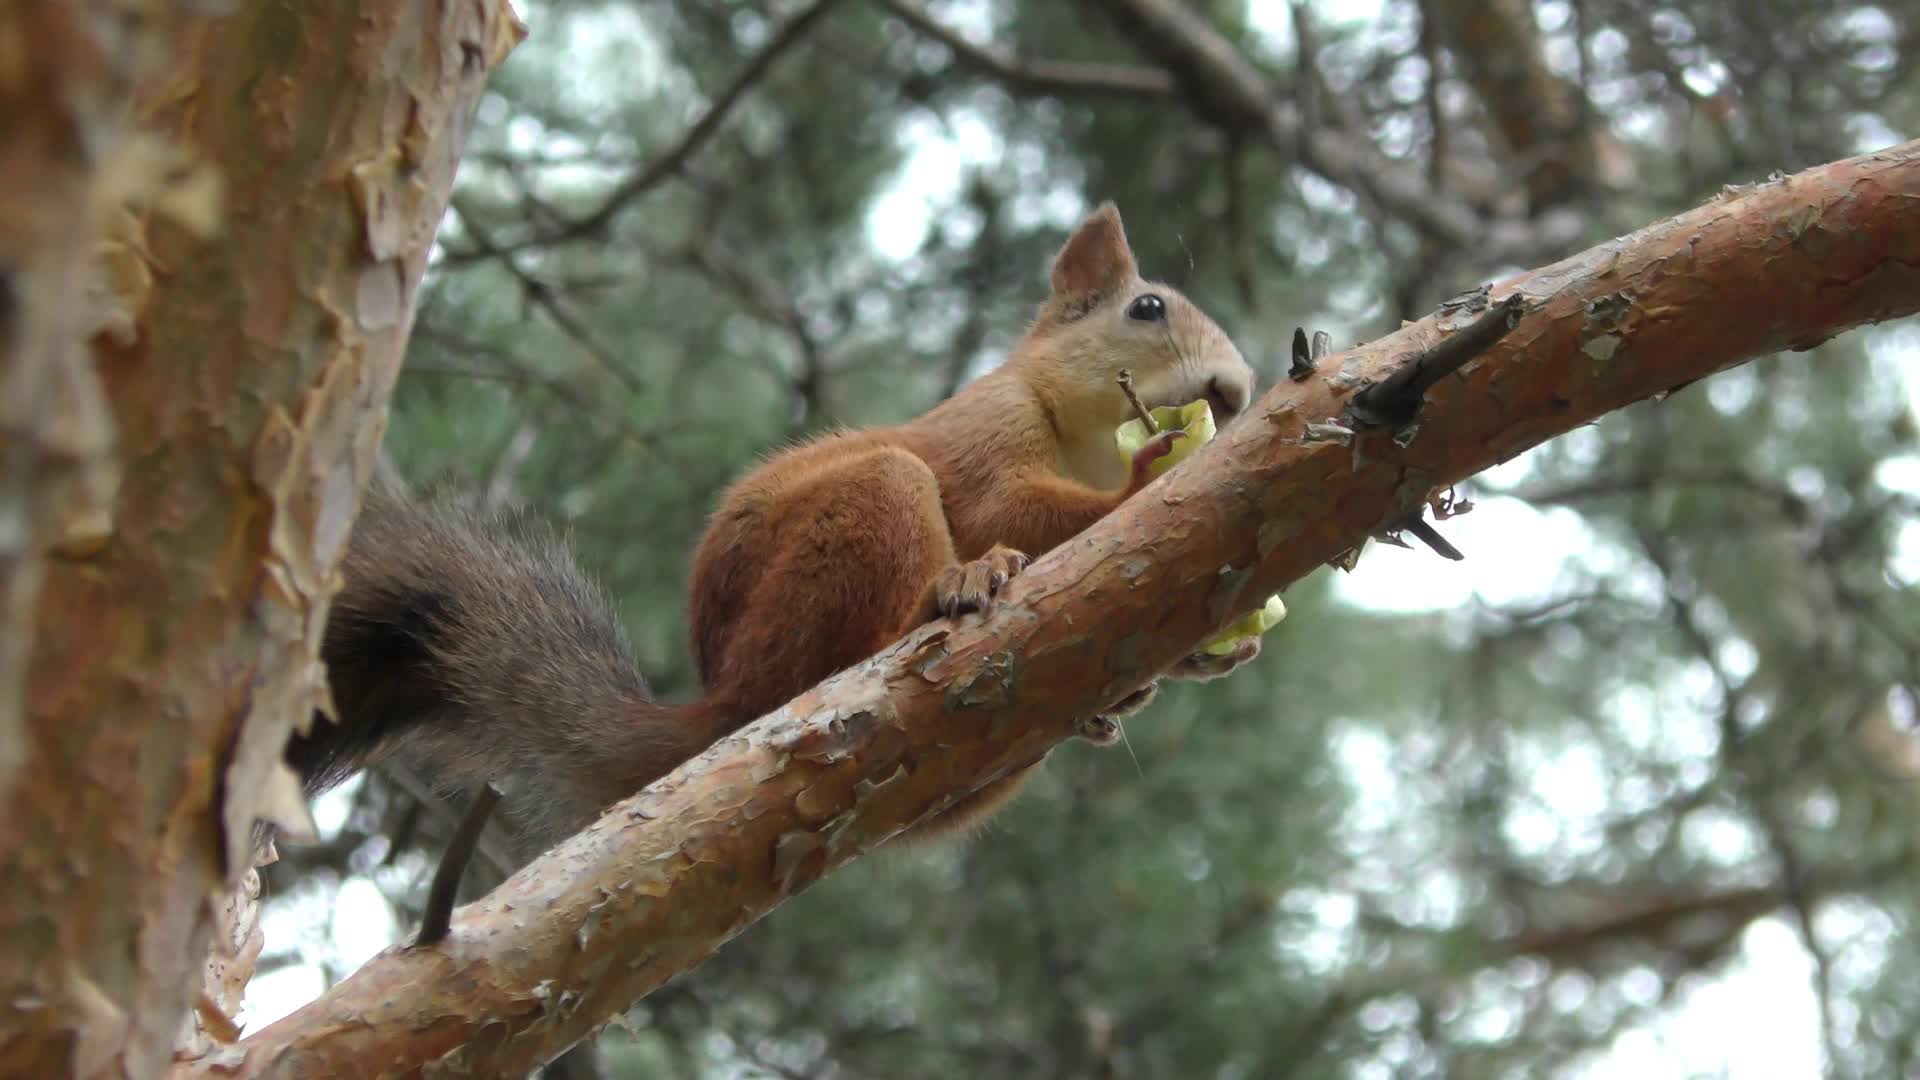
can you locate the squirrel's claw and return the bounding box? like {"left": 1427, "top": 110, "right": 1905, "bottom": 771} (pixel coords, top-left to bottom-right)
{"left": 1075, "top": 714, "right": 1124, "bottom": 746}
{"left": 1081, "top": 679, "right": 1160, "bottom": 745}
{"left": 1168, "top": 636, "right": 1261, "bottom": 682}
{"left": 1099, "top": 679, "right": 1160, "bottom": 719}
{"left": 932, "top": 545, "right": 1031, "bottom": 620}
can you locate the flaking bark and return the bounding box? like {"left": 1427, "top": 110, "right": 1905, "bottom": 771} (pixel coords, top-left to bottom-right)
{"left": 213, "top": 142, "right": 1920, "bottom": 1078}
{"left": 0, "top": 4, "right": 523, "bottom": 1077}
{"left": 0, "top": 0, "right": 162, "bottom": 821}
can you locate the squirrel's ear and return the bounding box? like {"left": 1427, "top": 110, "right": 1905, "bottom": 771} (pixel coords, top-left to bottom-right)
{"left": 1048, "top": 201, "right": 1138, "bottom": 313}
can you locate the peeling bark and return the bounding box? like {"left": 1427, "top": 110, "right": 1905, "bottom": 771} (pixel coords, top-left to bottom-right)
{"left": 0, "top": 4, "right": 523, "bottom": 1077}
{"left": 175, "top": 865, "right": 266, "bottom": 1063}
{"left": 213, "top": 142, "right": 1920, "bottom": 1078}
{"left": 0, "top": 0, "right": 162, "bottom": 818}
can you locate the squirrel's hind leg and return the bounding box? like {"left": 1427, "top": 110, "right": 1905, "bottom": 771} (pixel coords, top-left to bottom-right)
{"left": 697, "top": 446, "right": 964, "bottom": 717}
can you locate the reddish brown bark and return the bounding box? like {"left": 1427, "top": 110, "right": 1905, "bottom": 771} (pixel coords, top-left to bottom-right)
{"left": 0, "top": 4, "right": 523, "bottom": 1077}
{"left": 0, "top": 0, "right": 158, "bottom": 815}
{"left": 210, "top": 142, "right": 1920, "bottom": 1078}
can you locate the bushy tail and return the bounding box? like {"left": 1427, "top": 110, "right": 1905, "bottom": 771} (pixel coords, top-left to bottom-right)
{"left": 288, "top": 490, "right": 724, "bottom": 854}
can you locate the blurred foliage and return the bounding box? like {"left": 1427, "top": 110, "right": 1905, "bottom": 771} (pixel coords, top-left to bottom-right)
{"left": 257, "top": 1, "right": 1920, "bottom": 1076}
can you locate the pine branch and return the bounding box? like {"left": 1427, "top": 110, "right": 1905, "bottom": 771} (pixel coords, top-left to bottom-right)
{"left": 1084, "top": 0, "right": 1585, "bottom": 262}
{"left": 873, "top": 0, "right": 1175, "bottom": 101}
{"left": 441, "top": 0, "right": 848, "bottom": 263}
{"left": 207, "top": 140, "right": 1920, "bottom": 1078}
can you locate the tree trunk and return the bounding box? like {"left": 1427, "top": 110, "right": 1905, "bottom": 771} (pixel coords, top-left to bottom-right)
{"left": 206, "top": 140, "right": 1920, "bottom": 1079}
{"left": 0, "top": 0, "right": 164, "bottom": 818}
{"left": 0, "top": 4, "right": 523, "bottom": 1077}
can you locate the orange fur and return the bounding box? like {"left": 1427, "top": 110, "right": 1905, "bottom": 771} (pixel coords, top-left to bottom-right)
{"left": 679, "top": 203, "right": 1258, "bottom": 836}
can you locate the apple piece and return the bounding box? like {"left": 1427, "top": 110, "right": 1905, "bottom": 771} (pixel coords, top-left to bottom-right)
{"left": 1114, "top": 399, "right": 1216, "bottom": 477}
{"left": 1200, "top": 593, "right": 1287, "bottom": 655}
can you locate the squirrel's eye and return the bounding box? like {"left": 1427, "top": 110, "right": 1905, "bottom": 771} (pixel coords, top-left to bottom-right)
{"left": 1126, "top": 294, "right": 1167, "bottom": 323}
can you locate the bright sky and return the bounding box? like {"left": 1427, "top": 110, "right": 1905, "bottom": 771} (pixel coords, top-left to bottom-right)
{"left": 243, "top": 3, "right": 1920, "bottom": 1076}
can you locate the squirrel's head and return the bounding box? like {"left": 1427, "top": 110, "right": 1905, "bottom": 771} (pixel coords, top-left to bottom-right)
{"left": 1012, "top": 201, "right": 1256, "bottom": 432}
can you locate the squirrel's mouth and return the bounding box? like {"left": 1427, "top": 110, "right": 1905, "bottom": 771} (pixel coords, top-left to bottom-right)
{"left": 1146, "top": 375, "right": 1251, "bottom": 426}
{"left": 1203, "top": 377, "right": 1249, "bottom": 423}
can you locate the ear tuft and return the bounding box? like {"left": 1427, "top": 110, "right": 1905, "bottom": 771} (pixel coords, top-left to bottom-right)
{"left": 1048, "top": 201, "right": 1138, "bottom": 314}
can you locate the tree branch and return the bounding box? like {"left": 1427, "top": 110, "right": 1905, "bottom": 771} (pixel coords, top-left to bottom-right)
{"left": 1423, "top": 0, "right": 1608, "bottom": 211}
{"left": 470, "top": 0, "right": 847, "bottom": 257}
{"left": 872, "top": 0, "right": 1175, "bottom": 101}
{"left": 213, "top": 141, "right": 1920, "bottom": 1077}
{"left": 1084, "top": 0, "right": 1585, "bottom": 261}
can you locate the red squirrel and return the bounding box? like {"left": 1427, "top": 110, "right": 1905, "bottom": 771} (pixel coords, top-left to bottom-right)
{"left": 287, "top": 202, "right": 1260, "bottom": 859}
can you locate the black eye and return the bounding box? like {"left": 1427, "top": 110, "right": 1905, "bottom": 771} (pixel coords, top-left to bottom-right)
{"left": 1126, "top": 294, "right": 1167, "bottom": 322}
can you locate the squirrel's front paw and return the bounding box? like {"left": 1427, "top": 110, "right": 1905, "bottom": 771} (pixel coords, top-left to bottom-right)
{"left": 1167, "top": 636, "right": 1260, "bottom": 682}
{"left": 1125, "top": 429, "right": 1188, "bottom": 495}
{"left": 1075, "top": 680, "right": 1161, "bottom": 747}
{"left": 1075, "top": 714, "right": 1124, "bottom": 746}
{"left": 1100, "top": 680, "right": 1160, "bottom": 718}
{"left": 933, "top": 545, "right": 1031, "bottom": 619}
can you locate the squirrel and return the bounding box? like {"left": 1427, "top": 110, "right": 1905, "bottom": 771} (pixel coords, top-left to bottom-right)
{"left": 286, "top": 201, "right": 1261, "bottom": 865}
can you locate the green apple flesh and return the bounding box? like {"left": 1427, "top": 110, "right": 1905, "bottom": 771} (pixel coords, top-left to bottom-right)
{"left": 1200, "top": 593, "right": 1287, "bottom": 655}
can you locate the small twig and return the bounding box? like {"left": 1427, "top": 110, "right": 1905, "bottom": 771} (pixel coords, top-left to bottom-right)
{"left": 1289, "top": 328, "right": 1337, "bottom": 381}
{"left": 1350, "top": 292, "right": 1526, "bottom": 427}
{"left": 449, "top": 0, "right": 845, "bottom": 261}
{"left": 1291, "top": 1, "right": 1370, "bottom": 138}
{"left": 1757, "top": 801, "right": 1842, "bottom": 1072}
{"left": 1288, "top": 327, "right": 1315, "bottom": 381}
{"left": 381, "top": 797, "right": 423, "bottom": 869}
{"left": 377, "top": 764, "right": 516, "bottom": 878}
{"left": 1416, "top": 0, "right": 1449, "bottom": 190}
{"left": 1224, "top": 135, "right": 1256, "bottom": 308}
{"left": 1430, "top": 485, "right": 1474, "bottom": 520}
{"left": 1338, "top": 487, "right": 1470, "bottom": 566}
{"left": 414, "top": 783, "right": 502, "bottom": 948}
{"left": 1383, "top": 512, "right": 1465, "bottom": 561}
{"left": 446, "top": 199, "right": 646, "bottom": 398}
{"left": 1117, "top": 370, "right": 1158, "bottom": 432}
{"left": 874, "top": 0, "right": 1174, "bottom": 102}
{"left": 562, "top": 0, "right": 845, "bottom": 234}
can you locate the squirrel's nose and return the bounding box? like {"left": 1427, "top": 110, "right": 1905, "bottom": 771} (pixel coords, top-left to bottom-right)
{"left": 1206, "top": 375, "right": 1251, "bottom": 421}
